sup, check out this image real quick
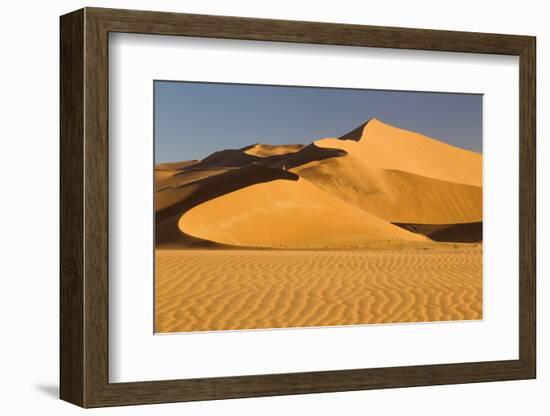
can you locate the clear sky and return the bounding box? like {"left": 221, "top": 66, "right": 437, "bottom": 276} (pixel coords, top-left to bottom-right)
{"left": 154, "top": 81, "right": 482, "bottom": 163}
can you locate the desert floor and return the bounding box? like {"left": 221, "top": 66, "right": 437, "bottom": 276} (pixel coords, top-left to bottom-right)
{"left": 155, "top": 244, "right": 482, "bottom": 333}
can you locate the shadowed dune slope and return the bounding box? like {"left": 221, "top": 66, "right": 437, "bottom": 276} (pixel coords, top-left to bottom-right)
{"left": 156, "top": 160, "right": 199, "bottom": 171}
{"left": 187, "top": 142, "right": 347, "bottom": 171}
{"left": 178, "top": 177, "right": 427, "bottom": 249}
{"left": 155, "top": 167, "right": 231, "bottom": 193}
{"left": 393, "top": 222, "right": 483, "bottom": 243}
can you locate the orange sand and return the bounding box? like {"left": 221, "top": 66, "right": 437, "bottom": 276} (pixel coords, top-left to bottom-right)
{"left": 155, "top": 245, "right": 482, "bottom": 333}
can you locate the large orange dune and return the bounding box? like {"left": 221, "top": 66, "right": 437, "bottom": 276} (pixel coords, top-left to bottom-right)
{"left": 179, "top": 177, "right": 426, "bottom": 248}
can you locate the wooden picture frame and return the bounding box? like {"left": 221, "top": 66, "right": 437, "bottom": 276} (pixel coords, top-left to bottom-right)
{"left": 60, "top": 7, "right": 536, "bottom": 408}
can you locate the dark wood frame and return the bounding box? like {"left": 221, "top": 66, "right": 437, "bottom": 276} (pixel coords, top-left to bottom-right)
{"left": 60, "top": 7, "right": 536, "bottom": 408}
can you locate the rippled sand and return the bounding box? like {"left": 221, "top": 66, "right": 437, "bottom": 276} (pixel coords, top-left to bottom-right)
{"left": 155, "top": 246, "right": 482, "bottom": 333}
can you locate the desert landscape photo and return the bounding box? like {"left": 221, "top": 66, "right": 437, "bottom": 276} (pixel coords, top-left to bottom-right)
{"left": 154, "top": 82, "right": 483, "bottom": 333}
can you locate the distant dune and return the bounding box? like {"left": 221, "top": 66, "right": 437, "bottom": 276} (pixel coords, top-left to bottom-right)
{"left": 155, "top": 118, "right": 482, "bottom": 248}
{"left": 244, "top": 143, "right": 305, "bottom": 158}
{"left": 156, "top": 160, "right": 199, "bottom": 171}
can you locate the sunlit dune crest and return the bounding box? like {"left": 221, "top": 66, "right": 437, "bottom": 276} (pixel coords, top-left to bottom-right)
{"left": 337, "top": 118, "right": 482, "bottom": 187}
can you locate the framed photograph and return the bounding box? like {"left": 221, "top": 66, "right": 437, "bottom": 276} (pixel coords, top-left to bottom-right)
{"left": 60, "top": 7, "right": 536, "bottom": 407}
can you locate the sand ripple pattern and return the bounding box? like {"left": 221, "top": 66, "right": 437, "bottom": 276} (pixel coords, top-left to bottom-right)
{"left": 155, "top": 247, "right": 482, "bottom": 333}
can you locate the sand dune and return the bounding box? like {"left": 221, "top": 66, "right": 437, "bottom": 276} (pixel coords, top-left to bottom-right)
{"left": 332, "top": 118, "right": 482, "bottom": 186}
{"left": 286, "top": 118, "right": 482, "bottom": 226}
{"left": 244, "top": 143, "right": 304, "bottom": 157}
{"left": 155, "top": 117, "right": 482, "bottom": 247}
{"left": 187, "top": 142, "right": 347, "bottom": 172}
{"left": 155, "top": 167, "right": 230, "bottom": 193}
{"left": 179, "top": 177, "right": 427, "bottom": 248}
{"left": 156, "top": 160, "right": 199, "bottom": 171}
{"left": 191, "top": 143, "right": 307, "bottom": 170}
{"left": 156, "top": 164, "right": 299, "bottom": 247}
{"left": 155, "top": 246, "right": 482, "bottom": 332}
{"left": 292, "top": 151, "right": 482, "bottom": 224}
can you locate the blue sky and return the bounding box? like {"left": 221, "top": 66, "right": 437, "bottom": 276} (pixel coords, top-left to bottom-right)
{"left": 154, "top": 81, "right": 482, "bottom": 163}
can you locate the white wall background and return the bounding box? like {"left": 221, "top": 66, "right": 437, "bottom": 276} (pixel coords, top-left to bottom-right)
{"left": 0, "top": 0, "right": 545, "bottom": 414}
